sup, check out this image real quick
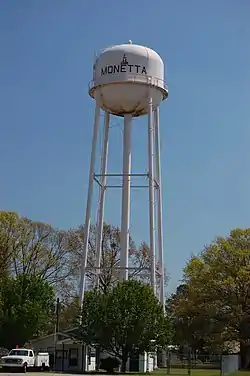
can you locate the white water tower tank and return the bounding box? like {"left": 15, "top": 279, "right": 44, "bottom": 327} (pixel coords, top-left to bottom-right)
{"left": 89, "top": 42, "right": 168, "bottom": 116}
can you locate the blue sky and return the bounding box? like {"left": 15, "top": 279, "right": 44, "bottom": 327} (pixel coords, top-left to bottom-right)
{"left": 0, "top": 0, "right": 250, "bottom": 293}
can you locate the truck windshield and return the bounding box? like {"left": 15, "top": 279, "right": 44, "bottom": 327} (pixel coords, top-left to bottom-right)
{"left": 9, "top": 350, "right": 29, "bottom": 356}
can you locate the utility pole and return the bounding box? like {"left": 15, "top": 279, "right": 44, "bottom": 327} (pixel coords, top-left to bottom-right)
{"left": 53, "top": 298, "right": 60, "bottom": 371}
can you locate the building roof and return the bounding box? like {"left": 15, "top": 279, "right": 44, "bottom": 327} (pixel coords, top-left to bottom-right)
{"left": 25, "top": 327, "right": 81, "bottom": 347}
{"left": 27, "top": 331, "right": 69, "bottom": 345}
{"left": 56, "top": 338, "right": 79, "bottom": 345}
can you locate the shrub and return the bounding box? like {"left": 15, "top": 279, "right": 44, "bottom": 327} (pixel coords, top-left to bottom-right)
{"left": 100, "top": 357, "right": 121, "bottom": 373}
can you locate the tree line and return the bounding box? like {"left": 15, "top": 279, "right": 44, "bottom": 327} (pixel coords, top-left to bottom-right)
{"left": 0, "top": 210, "right": 166, "bottom": 350}
{"left": 166, "top": 228, "right": 250, "bottom": 369}
{"left": 0, "top": 211, "right": 163, "bottom": 298}
{"left": 2, "top": 210, "right": 250, "bottom": 369}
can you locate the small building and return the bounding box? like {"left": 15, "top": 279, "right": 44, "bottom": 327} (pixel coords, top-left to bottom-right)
{"left": 26, "top": 330, "right": 157, "bottom": 373}
{"left": 25, "top": 330, "right": 95, "bottom": 373}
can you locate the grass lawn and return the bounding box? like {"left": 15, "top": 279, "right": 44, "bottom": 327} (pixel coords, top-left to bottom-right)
{"left": 146, "top": 368, "right": 220, "bottom": 376}
{"left": 1, "top": 366, "right": 250, "bottom": 376}
{"left": 142, "top": 369, "right": 250, "bottom": 376}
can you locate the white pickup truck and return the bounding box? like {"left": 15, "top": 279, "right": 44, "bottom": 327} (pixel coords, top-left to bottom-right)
{"left": 1, "top": 348, "right": 50, "bottom": 372}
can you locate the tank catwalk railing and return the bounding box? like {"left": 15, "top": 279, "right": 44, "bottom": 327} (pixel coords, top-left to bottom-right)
{"left": 88, "top": 73, "right": 168, "bottom": 93}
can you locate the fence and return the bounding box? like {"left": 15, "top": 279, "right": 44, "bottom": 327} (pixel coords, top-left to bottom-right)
{"left": 165, "top": 351, "right": 224, "bottom": 375}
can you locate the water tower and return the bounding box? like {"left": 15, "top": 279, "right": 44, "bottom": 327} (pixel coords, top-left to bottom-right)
{"left": 79, "top": 41, "right": 168, "bottom": 309}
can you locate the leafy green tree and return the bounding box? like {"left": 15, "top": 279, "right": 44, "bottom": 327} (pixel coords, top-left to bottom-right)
{"left": 166, "top": 283, "right": 219, "bottom": 354}
{"left": 0, "top": 274, "right": 55, "bottom": 349}
{"left": 75, "top": 280, "right": 172, "bottom": 372}
{"left": 168, "top": 228, "right": 250, "bottom": 367}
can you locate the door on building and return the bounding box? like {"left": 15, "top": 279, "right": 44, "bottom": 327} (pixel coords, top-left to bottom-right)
{"left": 69, "top": 348, "right": 78, "bottom": 368}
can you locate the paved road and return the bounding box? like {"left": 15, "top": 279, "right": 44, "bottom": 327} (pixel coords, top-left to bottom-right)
{"left": 0, "top": 373, "right": 95, "bottom": 376}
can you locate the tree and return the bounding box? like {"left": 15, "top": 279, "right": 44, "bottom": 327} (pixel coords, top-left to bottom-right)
{"left": 1, "top": 212, "right": 167, "bottom": 302}
{"left": 68, "top": 223, "right": 166, "bottom": 294}
{"left": 0, "top": 211, "right": 74, "bottom": 300}
{"left": 58, "top": 297, "right": 79, "bottom": 331}
{"left": 0, "top": 211, "right": 17, "bottom": 281}
{"left": 0, "top": 274, "right": 55, "bottom": 349}
{"left": 75, "top": 280, "right": 172, "bottom": 371}
{"left": 166, "top": 283, "right": 217, "bottom": 354}
{"left": 168, "top": 228, "right": 250, "bottom": 367}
